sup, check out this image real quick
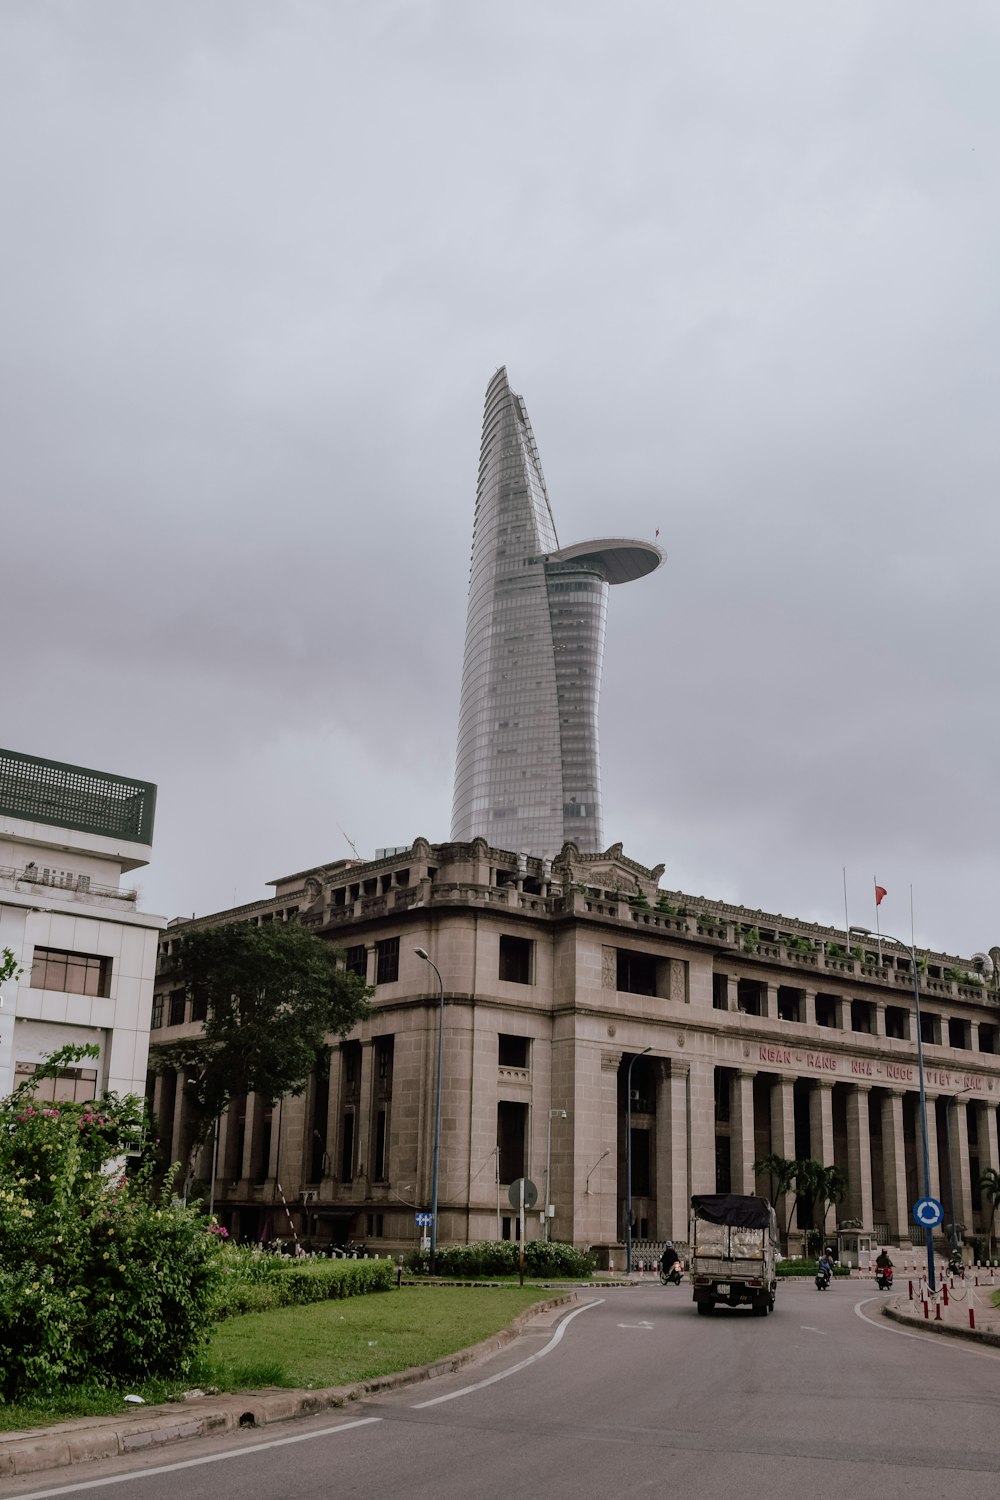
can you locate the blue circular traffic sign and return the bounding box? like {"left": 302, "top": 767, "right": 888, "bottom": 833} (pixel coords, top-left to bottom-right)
{"left": 913, "top": 1196, "right": 944, "bottom": 1228}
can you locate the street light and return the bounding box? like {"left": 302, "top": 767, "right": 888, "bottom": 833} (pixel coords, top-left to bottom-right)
{"left": 851, "top": 924, "right": 937, "bottom": 1292}
{"left": 545, "top": 1108, "right": 567, "bottom": 1241}
{"left": 415, "top": 947, "right": 445, "bottom": 1275}
{"left": 586, "top": 1149, "right": 611, "bottom": 1194}
{"left": 626, "top": 1046, "right": 652, "bottom": 1273}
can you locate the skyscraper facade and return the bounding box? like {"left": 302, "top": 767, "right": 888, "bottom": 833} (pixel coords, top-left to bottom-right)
{"left": 451, "top": 367, "right": 663, "bottom": 857}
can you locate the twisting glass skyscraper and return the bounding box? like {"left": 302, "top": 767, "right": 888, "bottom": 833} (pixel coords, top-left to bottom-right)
{"left": 451, "top": 368, "right": 663, "bottom": 857}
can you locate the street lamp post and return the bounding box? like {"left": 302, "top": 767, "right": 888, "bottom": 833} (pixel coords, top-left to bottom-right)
{"left": 626, "top": 1047, "right": 652, "bottom": 1273}
{"left": 851, "top": 925, "right": 937, "bottom": 1291}
{"left": 545, "top": 1108, "right": 567, "bottom": 1241}
{"left": 415, "top": 948, "right": 445, "bottom": 1275}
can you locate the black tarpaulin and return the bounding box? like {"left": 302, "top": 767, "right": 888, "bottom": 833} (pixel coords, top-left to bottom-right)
{"left": 691, "top": 1193, "right": 774, "bottom": 1229}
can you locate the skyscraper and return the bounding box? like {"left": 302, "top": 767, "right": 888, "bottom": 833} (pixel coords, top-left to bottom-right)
{"left": 451, "top": 367, "right": 663, "bottom": 858}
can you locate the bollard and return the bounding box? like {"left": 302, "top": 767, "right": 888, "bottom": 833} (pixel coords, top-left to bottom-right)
{"left": 970, "top": 1308, "right": 976, "bottom": 1330}
{"left": 934, "top": 1302, "right": 942, "bottom": 1321}
{"left": 942, "top": 1284, "right": 949, "bottom": 1306}
{"left": 923, "top": 1299, "right": 929, "bottom": 1319}
{"left": 908, "top": 1280, "right": 914, "bottom": 1300}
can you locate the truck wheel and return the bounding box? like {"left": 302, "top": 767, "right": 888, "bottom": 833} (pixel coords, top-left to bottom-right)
{"left": 752, "top": 1296, "right": 768, "bottom": 1317}
{"left": 696, "top": 1301, "right": 713, "bottom": 1316}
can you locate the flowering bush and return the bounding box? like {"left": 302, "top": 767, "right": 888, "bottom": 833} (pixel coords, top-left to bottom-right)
{"left": 0, "top": 1046, "right": 224, "bottom": 1401}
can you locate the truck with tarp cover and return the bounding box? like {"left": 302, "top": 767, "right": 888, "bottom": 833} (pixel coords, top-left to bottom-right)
{"left": 689, "top": 1193, "right": 778, "bottom": 1317}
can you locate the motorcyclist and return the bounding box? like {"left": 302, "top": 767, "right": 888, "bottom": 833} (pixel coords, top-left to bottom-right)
{"left": 660, "top": 1240, "right": 681, "bottom": 1277}
{"left": 875, "top": 1248, "right": 893, "bottom": 1271}
{"left": 817, "top": 1251, "right": 834, "bottom": 1285}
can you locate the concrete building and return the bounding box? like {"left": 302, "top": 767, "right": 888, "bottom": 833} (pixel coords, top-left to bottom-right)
{"left": 149, "top": 837, "right": 1000, "bottom": 1259}
{"left": 0, "top": 747, "right": 163, "bottom": 1102}
{"left": 451, "top": 367, "right": 662, "bottom": 857}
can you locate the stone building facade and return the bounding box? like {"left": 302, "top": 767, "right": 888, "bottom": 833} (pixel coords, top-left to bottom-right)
{"left": 149, "top": 837, "right": 1000, "bottom": 1256}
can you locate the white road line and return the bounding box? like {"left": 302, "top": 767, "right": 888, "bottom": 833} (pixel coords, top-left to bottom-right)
{"left": 8, "top": 1417, "right": 383, "bottom": 1500}
{"left": 853, "top": 1296, "right": 1000, "bottom": 1361}
{"left": 411, "top": 1298, "right": 605, "bottom": 1408}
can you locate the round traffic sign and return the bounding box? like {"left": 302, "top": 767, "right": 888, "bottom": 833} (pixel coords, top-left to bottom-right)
{"left": 913, "top": 1196, "right": 944, "bottom": 1228}
{"left": 508, "top": 1177, "right": 538, "bottom": 1211}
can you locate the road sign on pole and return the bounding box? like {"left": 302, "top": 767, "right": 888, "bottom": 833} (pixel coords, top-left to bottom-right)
{"left": 913, "top": 1196, "right": 944, "bottom": 1228}
{"left": 415, "top": 1212, "right": 433, "bottom": 1227}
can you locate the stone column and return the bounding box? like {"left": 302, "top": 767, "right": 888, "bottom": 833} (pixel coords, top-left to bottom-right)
{"left": 809, "top": 1081, "right": 835, "bottom": 1166}
{"left": 763, "top": 984, "right": 777, "bottom": 1021}
{"left": 730, "top": 1070, "right": 757, "bottom": 1193}
{"left": 769, "top": 1075, "right": 796, "bottom": 1236}
{"left": 169, "top": 1069, "right": 186, "bottom": 1170}
{"left": 323, "top": 1045, "right": 343, "bottom": 1184}
{"left": 267, "top": 1099, "right": 282, "bottom": 1182}
{"left": 975, "top": 1104, "right": 1000, "bottom": 1247}
{"left": 881, "top": 1091, "right": 909, "bottom": 1242}
{"left": 688, "top": 1057, "right": 715, "bottom": 1210}
{"left": 803, "top": 989, "right": 817, "bottom": 1027}
{"left": 916, "top": 1095, "right": 941, "bottom": 1202}
{"left": 873, "top": 1003, "right": 886, "bottom": 1038}
{"left": 726, "top": 975, "right": 739, "bottom": 1013}
{"left": 949, "top": 1097, "right": 974, "bottom": 1238}
{"left": 662, "top": 1059, "right": 690, "bottom": 1241}
{"left": 846, "top": 1085, "right": 874, "bottom": 1229}
{"left": 241, "top": 1093, "right": 258, "bottom": 1181}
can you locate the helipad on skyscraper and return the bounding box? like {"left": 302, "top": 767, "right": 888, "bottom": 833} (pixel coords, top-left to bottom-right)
{"left": 451, "top": 367, "right": 664, "bottom": 858}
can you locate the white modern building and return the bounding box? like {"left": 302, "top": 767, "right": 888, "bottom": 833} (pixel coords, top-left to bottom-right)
{"left": 0, "top": 747, "right": 163, "bottom": 1102}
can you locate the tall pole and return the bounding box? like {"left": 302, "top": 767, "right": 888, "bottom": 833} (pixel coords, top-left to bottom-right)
{"left": 626, "top": 1047, "right": 652, "bottom": 1273}
{"left": 415, "top": 948, "right": 445, "bottom": 1275}
{"left": 852, "top": 926, "right": 936, "bottom": 1292}
{"left": 208, "top": 1111, "right": 221, "bottom": 1220}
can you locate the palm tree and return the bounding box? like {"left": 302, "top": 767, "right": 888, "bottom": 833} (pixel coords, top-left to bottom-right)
{"left": 978, "top": 1167, "right": 1000, "bottom": 1260}
{"left": 753, "top": 1152, "right": 801, "bottom": 1252}
{"left": 815, "top": 1164, "right": 849, "bottom": 1244}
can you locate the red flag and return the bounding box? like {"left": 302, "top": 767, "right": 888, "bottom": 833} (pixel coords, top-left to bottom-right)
{"left": 875, "top": 884, "right": 887, "bottom": 906}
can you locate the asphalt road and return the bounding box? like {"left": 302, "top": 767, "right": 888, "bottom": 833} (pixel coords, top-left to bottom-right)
{"left": 9, "top": 1279, "right": 1000, "bottom": 1500}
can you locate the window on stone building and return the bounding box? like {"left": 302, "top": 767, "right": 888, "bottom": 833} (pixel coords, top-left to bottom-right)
{"left": 885, "top": 1006, "right": 909, "bottom": 1040}
{"left": 308, "top": 1059, "right": 331, "bottom": 1183}
{"left": 948, "top": 1017, "right": 971, "bottom": 1049}
{"left": 616, "top": 947, "right": 660, "bottom": 997}
{"left": 630, "top": 1127, "right": 651, "bottom": 1197}
{"left": 14, "top": 1060, "right": 98, "bottom": 1104}
{"left": 499, "top": 935, "right": 533, "bottom": 984}
{"left": 30, "top": 946, "right": 112, "bottom": 998}
{"left": 151, "top": 993, "right": 164, "bottom": 1030}
{"left": 921, "top": 1012, "right": 941, "bottom": 1045}
{"left": 372, "top": 1108, "right": 388, "bottom": 1183}
{"left": 979, "top": 1024, "right": 998, "bottom": 1055}
{"left": 851, "top": 999, "right": 874, "bottom": 1034}
{"left": 497, "top": 1101, "right": 527, "bottom": 1183}
{"left": 168, "top": 989, "right": 187, "bottom": 1026}
{"left": 498, "top": 1034, "right": 530, "bottom": 1069}
{"left": 712, "top": 974, "right": 729, "bottom": 1011}
{"left": 340, "top": 1111, "right": 356, "bottom": 1183}
{"left": 777, "top": 987, "right": 803, "bottom": 1023}
{"left": 191, "top": 991, "right": 208, "bottom": 1023}
{"left": 345, "top": 944, "right": 367, "bottom": 978}
{"left": 375, "top": 938, "right": 399, "bottom": 985}
{"left": 815, "top": 993, "right": 840, "bottom": 1028}
{"left": 737, "top": 978, "right": 764, "bottom": 1016}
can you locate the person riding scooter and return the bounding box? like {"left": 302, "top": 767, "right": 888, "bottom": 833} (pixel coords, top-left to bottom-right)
{"left": 875, "top": 1247, "right": 894, "bottom": 1290}
{"left": 660, "top": 1241, "right": 683, "bottom": 1285}
{"left": 815, "top": 1251, "right": 834, "bottom": 1290}
{"left": 947, "top": 1247, "right": 965, "bottom": 1278}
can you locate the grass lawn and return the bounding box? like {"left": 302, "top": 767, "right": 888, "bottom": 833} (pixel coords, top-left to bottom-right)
{"left": 0, "top": 1285, "right": 557, "bottom": 1433}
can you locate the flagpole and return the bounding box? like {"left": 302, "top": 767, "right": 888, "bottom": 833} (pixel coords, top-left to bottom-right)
{"left": 843, "top": 867, "right": 849, "bottom": 949}
{"left": 874, "top": 877, "right": 883, "bottom": 965}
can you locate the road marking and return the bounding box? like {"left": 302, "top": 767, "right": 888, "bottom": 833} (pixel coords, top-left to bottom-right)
{"left": 853, "top": 1297, "right": 1000, "bottom": 1361}
{"left": 7, "top": 1417, "right": 383, "bottom": 1499}
{"left": 411, "top": 1298, "right": 605, "bottom": 1408}
{"left": 616, "top": 1320, "right": 654, "bottom": 1329}
{"left": 799, "top": 1325, "right": 827, "bottom": 1334}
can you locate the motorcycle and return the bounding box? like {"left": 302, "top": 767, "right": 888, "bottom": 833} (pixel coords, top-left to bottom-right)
{"left": 947, "top": 1255, "right": 965, "bottom": 1279}
{"left": 815, "top": 1266, "right": 831, "bottom": 1291}
{"left": 875, "top": 1265, "right": 894, "bottom": 1291}
{"left": 659, "top": 1260, "right": 684, "bottom": 1286}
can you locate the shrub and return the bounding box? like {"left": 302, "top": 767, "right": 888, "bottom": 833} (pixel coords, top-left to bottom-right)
{"left": 211, "top": 1249, "right": 394, "bottom": 1319}
{"left": 0, "top": 1047, "right": 224, "bottom": 1401}
{"left": 403, "top": 1240, "right": 594, "bottom": 1279}
{"left": 775, "top": 1258, "right": 849, "bottom": 1278}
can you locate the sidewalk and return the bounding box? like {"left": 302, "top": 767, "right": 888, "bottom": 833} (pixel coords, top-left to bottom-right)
{"left": 0, "top": 1293, "right": 577, "bottom": 1481}
{"left": 877, "top": 1265, "right": 1000, "bottom": 1347}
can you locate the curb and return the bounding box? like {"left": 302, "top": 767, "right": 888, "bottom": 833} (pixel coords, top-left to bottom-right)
{"left": 0, "top": 1293, "right": 578, "bottom": 1479}
{"left": 881, "top": 1297, "right": 1000, "bottom": 1350}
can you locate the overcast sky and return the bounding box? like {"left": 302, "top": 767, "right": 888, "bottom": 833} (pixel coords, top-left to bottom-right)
{"left": 4, "top": 1, "right": 999, "bottom": 961}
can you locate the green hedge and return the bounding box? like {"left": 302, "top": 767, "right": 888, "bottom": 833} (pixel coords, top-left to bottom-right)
{"left": 212, "top": 1252, "right": 395, "bottom": 1319}
{"left": 403, "top": 1240, "right": 595, "bottom": 1279}
{"left": 776, "top": 1258, "right": 850, "bottom": 1278}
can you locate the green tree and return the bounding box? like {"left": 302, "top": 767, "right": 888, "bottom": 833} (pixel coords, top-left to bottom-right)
{"left": 150, "top": 922, "right": 372, "bottom": 1173}
{"left": 978, "top": 1167, "right": 1000, "bottom": 1259}
{"left": 814, "top": 1163, "right": 849, "bottom": 1241}
{"left": 752, "top": 1152, "right": 802, "bottom": 1251}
